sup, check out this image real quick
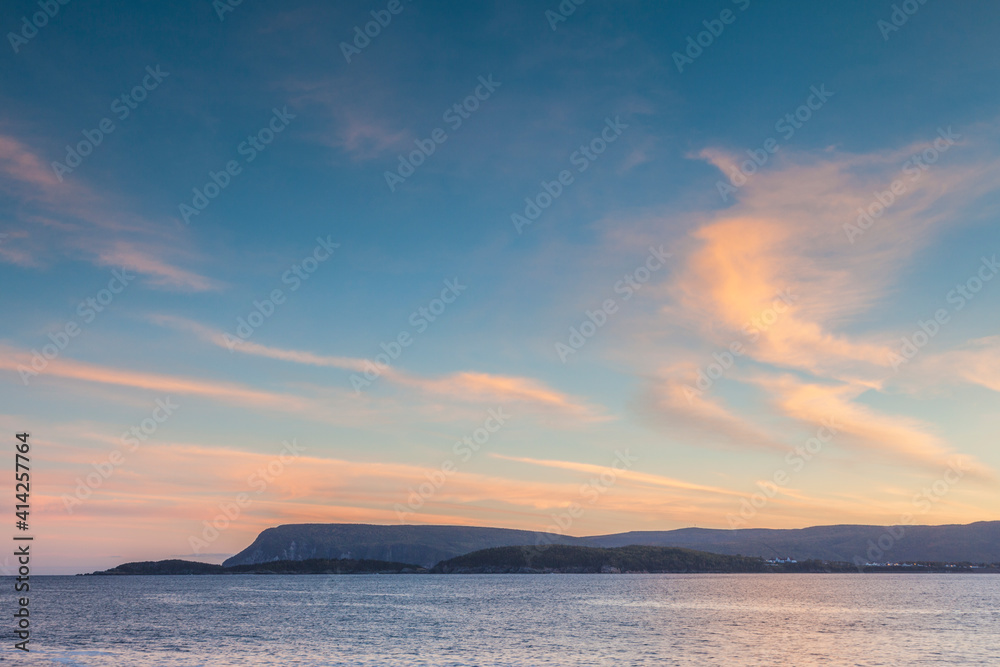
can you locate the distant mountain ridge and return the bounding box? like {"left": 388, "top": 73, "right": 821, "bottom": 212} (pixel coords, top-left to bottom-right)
{"left": 223, "top": 524, "right": 587, "bottom": 568}
{"left": 586, "top": 522, "right": 1000, "bottom": 564}
{"left": 223, "top": 521, "right": 1000, "bottom": 568}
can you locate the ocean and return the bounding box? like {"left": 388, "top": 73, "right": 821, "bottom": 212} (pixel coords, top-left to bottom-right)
{"left": 9, "top": 573, "right": 999, "bottom": 665}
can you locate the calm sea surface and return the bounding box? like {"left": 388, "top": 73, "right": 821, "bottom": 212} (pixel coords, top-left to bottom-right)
{"left": 5, "top": 574, "right": 998, "bottom": 666}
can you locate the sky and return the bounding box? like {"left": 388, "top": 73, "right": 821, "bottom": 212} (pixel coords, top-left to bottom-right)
{"left": 2, "top": 0, "right": 999, "bottom": 574}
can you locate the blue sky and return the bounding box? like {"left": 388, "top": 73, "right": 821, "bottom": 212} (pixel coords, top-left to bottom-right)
{"left": 2, "top": 0, "right": 1000, "bottom": 573}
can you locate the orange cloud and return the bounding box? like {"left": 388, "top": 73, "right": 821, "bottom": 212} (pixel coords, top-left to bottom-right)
{"left": 0, "top": 343, "right": 324, "bottom": 415}
{"left": 628, "top": 131, "right": 1000, "bottom": 476}
{"left": 493, "top": 453, "right": 744, "bottom": 497}
{"left": 151, "top": 316, "right": 606, "bottom": 420}
{"left": 636, "top": 370, "right": 787, "bottom": 452}
{"left": 401, "top": 371, "right": 608, "bottom": 421}
{"left": 907, "top": 335, "right": 1000, "bottom": 393}
{"left": 755, "top": 374, "right": 992, "bottom": 479}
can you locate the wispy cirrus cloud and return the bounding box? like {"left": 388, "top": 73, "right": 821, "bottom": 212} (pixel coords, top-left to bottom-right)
{"left": 0, "top": 134, "right": 61, "bottom": 190}
{"left": 635, "top": 369, "right": 788, "bottom": 453}
{"left": 0, "top": 133, "right": 220, "bottom": 291}
{"left": 0, "top": 343, "right": 334, "bottom": 417}
{"left": 284, "top": 78, "right": 413, "bottom": 160}
{"left": 97, "top": 243, "right": 223, "bottom": 292}
{"left": 618, "top": 125, "right": 1000, "bottom": 475}
{"left": 151, "top": 315, "right": 608, "bottom": 420}
{"left": 493, "top": 453, "right": 744, "bottom": 497}
{"left": 902, "top": 335, "right": 1000, "bottom": 394}
{"left": 399, "top": 371, "right": 608, "bottom": 421}
{"left": 43, "top": 441, "right": 894, "bottom": 551}
{"left": 151, "top": 314, "right": 371, "bottom": 372}
{"left": 752, "top": 373, "right": 992, "bottom": 480}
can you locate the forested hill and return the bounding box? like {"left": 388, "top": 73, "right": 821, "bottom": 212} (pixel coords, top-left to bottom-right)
{"left": 223, "top": 523, "right": 585, "bottom": 568}
{"left": 431, "top": 545, "right": 774, "bottom": 574}
{"left": 222, "top": 521, "right": 1000, "bottom": 569}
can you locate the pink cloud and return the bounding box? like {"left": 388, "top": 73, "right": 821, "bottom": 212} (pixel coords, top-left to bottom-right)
{"left": 0, "top": 132, "right": 220, "bottom": 291}
{"left": 151, "top": 317, "right": 607, "bottom": 420}
{"left": 0, "top": 343, "right": 325, "bottom": 416}
{"left": 152, "top": 315, "right": 372, "bottom": 372}
{"left": 0, "top": 134, "right": 60, "bottom": 189}
{"left": 97, "top": 243, "right": 223, "bottom": 292}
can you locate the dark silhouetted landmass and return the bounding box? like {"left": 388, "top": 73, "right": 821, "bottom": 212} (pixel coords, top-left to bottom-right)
{"left": 88, "top": 557, "right": 425, "bottom": 576}
{"left": 431, "top": 545, "right": 773, "bottom": 574}
{"left": 222, "top": 521, "right": 1000, "bottom": 569}
{"left": 223, "top": 523, "right": 587, "bottom": 568}
{"left": 90, "top": 559, "right": 226, "bottom": 575}
{"left": 90, "top": 551, "right": 1000, "bottom": 576}
{"left": 586, "top": 521, "right": 1000, "bottom": 564}
{"left": 432, "top": 546, "right": 1000, "bottom": 574}
{"left": 225, "top": 558, "right": 424, "bottom": 574}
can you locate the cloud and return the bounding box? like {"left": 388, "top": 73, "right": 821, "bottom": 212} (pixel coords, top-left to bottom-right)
{"left": 754, "top": 373, "right": 992, "bottom": 480}
{"left": 98, "top": 243, "right": 223, "bottom": 292}
{"left": 492, "top": 453, "right": 743, "bottom": 497}
{"left": 0, "top": 133, "right": 219, "bottom": 291}
{"left": 151, "top": 316, "right": 607, "bottom": 420}
{"left": 0, "top": 134, "right": 61, "bottom": 190}
{"left": 621, "top": 127, "right": 1000, "bottom": 474}
{"left": 284, "top": 79, "right": 412, "bottom": 160}
{"left": 0, "top": 343, "right": 328, "bottom": 416}
{"left": 400, "top": 371, "right": 608, "bottom": 421}
{"left": 906, "top": 335, "right": 1000, "bottom": 393}
{"left": 0, "top": 229, "right": 35, "bottom": 266}
{"left": 152, "top": 314, "right": 371, "bottom": 372}
{"left": 332, "top": 113, "right": 411, "bottom": 159}
{"left": 635, "top": 369, "right": 788, "bottom": 452}
{"left": 44, "top": 441, "right": 859, "bottom": 543}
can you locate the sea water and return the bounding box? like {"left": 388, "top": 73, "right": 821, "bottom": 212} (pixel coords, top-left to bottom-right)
{"left": 8, "top": 573, "right": 999, "bottom": 666}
